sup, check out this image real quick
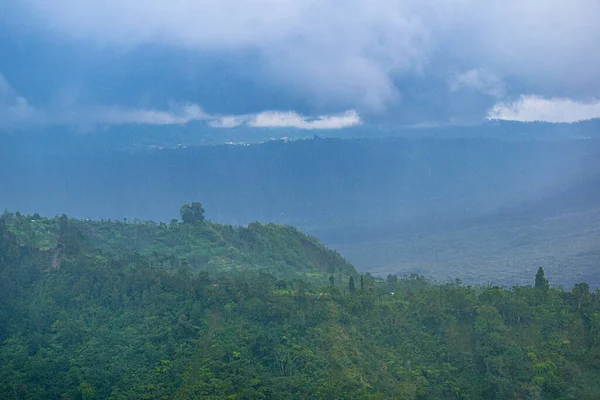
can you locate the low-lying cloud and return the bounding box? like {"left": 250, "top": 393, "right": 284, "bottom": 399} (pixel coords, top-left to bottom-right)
{"left": 487, "top": 95, "right": 600, "bottom": 123}
{"left": 94, "top": 104, "right": 208, "bottom": 125}
{"left": 210, "top": 110, "right": 361, "bottom": 130}
{"left": 0, "top": 74, "right": 359, "bottom": 130}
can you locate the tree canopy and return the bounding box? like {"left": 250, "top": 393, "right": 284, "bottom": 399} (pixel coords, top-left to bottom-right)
{"left": 535, "top": 266, "right": 549, "bottom": 290}
{"left": 180, "top": 202, "right": 205, "bottom": 224}
{"left": 1, "top": 210, "right": 599, "bottom": 399}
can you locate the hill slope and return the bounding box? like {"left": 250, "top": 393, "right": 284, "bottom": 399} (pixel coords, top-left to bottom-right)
{"left": 1, "top": 211, "right": 600, "bottom": 399}
{"left": 2, "top": 210, "right": 355, "bottom": 285}
{"left": 329, "top": 171, "right": 600, "bottom": 289}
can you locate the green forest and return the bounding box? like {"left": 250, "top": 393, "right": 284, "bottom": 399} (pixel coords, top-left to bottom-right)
{"left": 1, "top": 206, "right": 600, "bottom": 399}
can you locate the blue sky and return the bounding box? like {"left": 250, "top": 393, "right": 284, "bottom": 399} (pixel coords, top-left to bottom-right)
{"left": 1, "top": 0, "right": 600, "bottom": 130}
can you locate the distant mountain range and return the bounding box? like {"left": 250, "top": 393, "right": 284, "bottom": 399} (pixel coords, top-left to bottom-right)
{"left": 2, "top": 118, "right": 600, "bottom": 152}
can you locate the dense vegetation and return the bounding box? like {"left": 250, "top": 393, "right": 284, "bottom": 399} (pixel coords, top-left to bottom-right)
{"left": 1, "top": 210, "right": 600, "bottom": 399}
{"left": 2, "top": 208, "right": 354, "bottom": 286}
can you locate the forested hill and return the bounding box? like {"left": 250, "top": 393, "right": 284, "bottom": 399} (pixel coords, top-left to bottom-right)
{"left": 2, "top": 207, "right": 355, "bottom": 285}
{"left": 2, "top": 210, "right": 600, "bottom": 399}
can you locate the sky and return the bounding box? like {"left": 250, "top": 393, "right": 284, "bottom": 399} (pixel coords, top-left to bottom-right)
{"left": 1, "top": 0, "right": 600, "bottom": 131}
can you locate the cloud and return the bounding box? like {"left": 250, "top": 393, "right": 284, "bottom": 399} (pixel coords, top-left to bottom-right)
{"left": 208, "top": 116, "right": 246, "bottom": 129}
{"left": 91, "top": 104, "right": 208, "bottom": 125}
{"left": 19, "top": 0, "right": 435, "bottom": 113}
{"left": 251, "top": 110, "right": 361, "bottom": 129}
{"left": 0, "top": 73, "right": 359, "bottom": 130}
{"left": 1, "top": 73, "right": 209, "bottom": 128}
{"left": 449, "top": 69, "right": 506, "bottom": 98}
{"left": 487, "top": 95, "right": 600, "bottom": 123}
{"left": 10, "top": 0, "right": 600, "bottom": 120}
{"left": 210, "top": 110, "right": 361, "bottom": 129}
{"left": 0, "top": 73, "right": 45, "bottom": 127}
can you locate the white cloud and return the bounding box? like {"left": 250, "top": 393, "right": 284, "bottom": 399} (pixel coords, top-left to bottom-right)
{"left": 252, "top": 110, "right": 361, "bottom": 129}
{"left": 449, "top": 69, "right": 506, "bottom": 98}
{"left": 19, "top": 0, "right": 600, "bottom": 113}
{"left": 210, "top": 110, "right": 361, "bottom": 130}
{"left": 487, "top": 95, "right": 600, "bottom": 123}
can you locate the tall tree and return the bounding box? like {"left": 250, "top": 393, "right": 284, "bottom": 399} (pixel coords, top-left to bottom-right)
{"left": 349, "top": 276, "right": 356, "bottom": 293}
{"left": 535, "top": 267, "right": 549, "bottom": 290}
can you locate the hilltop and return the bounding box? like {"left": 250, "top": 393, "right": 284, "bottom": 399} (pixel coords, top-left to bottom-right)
{"left": 2, "top": 205, "right": 355, "bottom": 286}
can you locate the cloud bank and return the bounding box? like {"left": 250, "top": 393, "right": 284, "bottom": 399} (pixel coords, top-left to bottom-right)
{"left": 18, "top": 0, "right": 600, "bottom": 115}
{"left": 487, "top": 95, "right": 600, "bottom": 123}
{"left": 0, "top": 73, "right": 359, "bottom": 130}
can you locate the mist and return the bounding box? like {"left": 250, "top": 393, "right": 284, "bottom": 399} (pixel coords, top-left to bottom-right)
{"left": 2, "top": 123, "right": 599, "bottom": 287}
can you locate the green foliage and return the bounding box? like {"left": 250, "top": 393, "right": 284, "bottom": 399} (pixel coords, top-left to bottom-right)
{"left": 349, "top": 276, "right": 356, "bottom": 293}
{"left": 1, "top": 212, "right": 600, "bottom": 399}
{"left": 2, "top": 211, "right": 354, "bottom": 286}
{"left": 180, "top": 202, "right": 205, "bottom": 225}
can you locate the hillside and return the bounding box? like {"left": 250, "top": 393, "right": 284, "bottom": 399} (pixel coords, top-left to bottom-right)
{"left": 1, "top": 210, "right": 600, "bottom": 399}
{"left": 329, "top": 169, "right": 600, "bottom": 289}
{"left": 2, "top": 208, "right": 355, "bottom": 286}
{"left": 331, "top": 206, "right": 600, "bottom": 289}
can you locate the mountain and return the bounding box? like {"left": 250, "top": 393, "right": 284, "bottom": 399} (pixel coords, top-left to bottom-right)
{"left": 1, "top": 135, "right": 597, "bottom": 228}
{"left": 329, "top": 167, "right": 600, "bottom": 289}
{"left": 2, "top": 119, "right": 600, "bottom": 151}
